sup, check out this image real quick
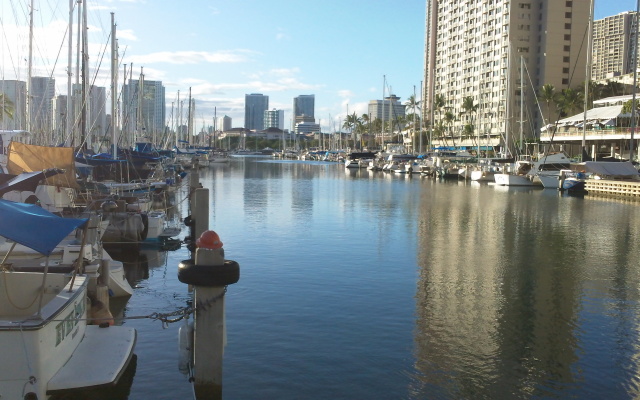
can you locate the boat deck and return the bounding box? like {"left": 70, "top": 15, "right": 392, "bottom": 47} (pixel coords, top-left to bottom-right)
{"left": 47, "top": 325, "right": 137, "bottom": 394}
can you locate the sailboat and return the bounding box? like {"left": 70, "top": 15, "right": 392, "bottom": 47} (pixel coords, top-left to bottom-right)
{"left": 0, "top": 199, "right": 136, "bottom": 399}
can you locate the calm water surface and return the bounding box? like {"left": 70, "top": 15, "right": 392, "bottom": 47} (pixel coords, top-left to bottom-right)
{"left": 116, "top": 157, "right": 640, "bottom": 399}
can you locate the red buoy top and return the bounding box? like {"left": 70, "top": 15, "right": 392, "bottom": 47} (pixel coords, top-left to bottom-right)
{"left": 196, "top": 230, "right": 223, "bottom": 249}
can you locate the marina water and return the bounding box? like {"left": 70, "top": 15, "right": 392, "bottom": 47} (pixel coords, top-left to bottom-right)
{"left": 111, "top": 158, "right": 640, "bottom": 399}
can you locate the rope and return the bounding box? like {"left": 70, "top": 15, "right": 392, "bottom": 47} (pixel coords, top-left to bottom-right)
{"left": 6, "top": 286, "right": 228, "bottom": 329}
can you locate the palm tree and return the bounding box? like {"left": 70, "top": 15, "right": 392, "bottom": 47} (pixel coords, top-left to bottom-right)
{"left": 539, "top": 83, "right": 558, "bottom": 126}
{"left": 556, "top": 88, "right": 583, "bottom": 117}
{"left": 444, "top": 110, "right": 456, "bottom": 147}
{"left": 460, "top": 96, "right": 478, "bottom": 143}
{"left": 433, "top": 94, "right": 446, "bottom": 146}
{"left": 0, "top": 93, "right": 15, "bottom": 122}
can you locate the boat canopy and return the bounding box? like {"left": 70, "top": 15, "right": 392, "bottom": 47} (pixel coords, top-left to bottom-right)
{"left": 579, "top": 161, "right": 640, "bottom": 177}
{"left": 0, "top": 199, "right": 87, "bottom": 255}
{"left": 0, "top": 168, "right": 64, "bottom": 196}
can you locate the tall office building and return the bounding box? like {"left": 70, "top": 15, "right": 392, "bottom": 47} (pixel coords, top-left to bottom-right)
{"left": 368, "top": 95, "right": 406, "bottom": 121}
{"left": 293, "top": 94, "right": 315, "bottom": 121}
{"left": 423, "top": 0, "right": 590, "bottom": 145}
{"left": 216, "top": 115, "right": 232, "bottom": 131}
{"left": 245, "top": 93, "right": 269, "bottom": 130}
{"left": 264, "top": 109, "right": 285, "bottom": 130}
{"left": 592, "top": 11, "right": 638, "bottom": 80}
{"left": 122, "top": 79, "right": 166, "bottom": 141}
{"left": 29, "top": 76, "right": 55, "bottom": 135}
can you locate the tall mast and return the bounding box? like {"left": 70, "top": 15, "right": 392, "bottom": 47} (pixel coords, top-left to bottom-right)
{"left": 581, "top": 0, "right": 595, "bottom": 161}
{"left": 111, "top": 12, "right": 117, "bottom": 159}
{"left": 66, "top": 0, "right": 73, "bottom": 145}
{"left": 26, "top": 0, "right": 34, "bottom": 134}
{"left": 629, "top": 1, "right": 640, "bottom": 162}
{"left": 187, "top": 87, "right": 192, "bottom": 146}
{"left": 80, "top": 0, "right": 88, "bottom": 150}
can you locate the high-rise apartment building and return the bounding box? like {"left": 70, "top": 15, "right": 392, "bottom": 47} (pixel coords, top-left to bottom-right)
{"left": 592, "top": 11, "right": 638, "bottom": 80}
{"left": 368, "top": 95, "right": 406, "bottom": 121}
{"left": 264, "top": 109, "right": 285, "bottom": 130}
{"left": 29, "top": 77, "right": 55, "bottom": 135}
{"left": 216, "top": 115, "right": 232, "bottom": 131}
{"left": 423, "top": 0, "right": 590, "bottom": 148}
{"left": 293, "top": 95, "right": 315, "bottom": 121}
{"left": 245, "top": 93, "right": 269, "bottom": 130}
{"left": 122, "top": 79, "right": 166, "bottom": 142}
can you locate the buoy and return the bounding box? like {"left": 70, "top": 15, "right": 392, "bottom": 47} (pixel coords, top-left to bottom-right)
{"left": 178, "top": 320, "right": 194, "bottom": 375}
{"left": 196, "top": 230, "right": 223, "bottom": 249}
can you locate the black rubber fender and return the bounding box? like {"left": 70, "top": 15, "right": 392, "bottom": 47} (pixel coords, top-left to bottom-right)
{"left": 140, "top": 212, "right": 149, "bottom": 241}
{"left": 183, "top": 215, "right": 194, "bottom": 227}
{"left": 178, "top": 259, "right": 240, "bottom": 286}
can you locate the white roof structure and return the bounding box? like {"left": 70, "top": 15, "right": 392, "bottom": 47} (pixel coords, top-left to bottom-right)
{"left": 556, "top": 105, "right": 627, "bottom": 126}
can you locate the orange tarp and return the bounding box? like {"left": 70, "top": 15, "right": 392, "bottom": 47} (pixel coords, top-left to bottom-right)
{"left": 7, "top": 142, "right": 79, "bottom": 188}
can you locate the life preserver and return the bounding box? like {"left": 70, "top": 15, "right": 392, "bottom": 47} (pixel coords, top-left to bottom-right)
{"left": 177, "top": 259, "right": 240, "bottom": 286}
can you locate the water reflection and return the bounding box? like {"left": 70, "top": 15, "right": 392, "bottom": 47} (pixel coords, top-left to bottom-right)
{"left": 414, "top": 183, "right": 640, "bottom": 399}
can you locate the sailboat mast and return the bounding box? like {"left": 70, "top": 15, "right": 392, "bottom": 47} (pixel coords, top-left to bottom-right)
{"left": 187, "top": 87, "right": 192, "bottom": 146}
{"left": 382, "top": 75, "right": 385, "bottom": 148}
{"left": 80, "top": 0, "right": 88, "bottom": 150}
{"left": 629, "top": 1, "right": 640, "bottom": 162}
{"left": 111, "top": 13, "right": 117, "bottom": 159}
{"left": 582, "top": 0, "right": 595, "bottom": 160}
{"left": 26, "top": 0, "right": 34, "bottom": 135}
{"left": 519, "top": 55, "right": 524, "bottom": 154}
{"left": 66, "top": 0, "right": 73, "bottom": 146}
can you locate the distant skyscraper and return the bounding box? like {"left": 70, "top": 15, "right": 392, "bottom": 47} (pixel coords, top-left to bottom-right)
{"left": 264, "top": 109, "right": 284, "bottom": 130}
{"left": 592, "top": 11, "right": 639, "bottom": 80}
{"left": 368, "top": 95, "right": 405, "bottom": 121}
{"left": 245, "top": 93, "right": 269, "bottom": 130}
{"left": 52, "top": 95, "right": 68, "bottom": 144}
{"left": 293, "top": 95, "right": 315, "bottom": 121}
{"left": 29, "top": 76, "right": 55, "bottom": 135}
{"left": 424, "top": 0, "right": 589, "bottom": 143}
{"left": 122, "top": 79, "right": 166, "bottom": 141}
{"left": 217, "top": 115, "right": 232, "bottom": 131}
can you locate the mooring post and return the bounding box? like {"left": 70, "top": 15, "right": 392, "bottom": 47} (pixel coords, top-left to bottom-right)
{"left": 193, "top": 240, "right": 225, "bottom": 399}
{"left": 193, "top": 188, "right": 209, "bottom": 241}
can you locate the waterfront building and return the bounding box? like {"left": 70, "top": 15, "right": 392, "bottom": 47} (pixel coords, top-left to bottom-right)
{"left": 245, "top": 93, "right": 269, "bottom": 130}
{"left": 51, "top": 95, "right": 68, "bottom": 145}
{"left": 293, "top": 95, "right": 315, "bottom": 121}
{"left": 264, "top": 109, "right": 285, "bottom": 130}
{"left": 423, "top": 0, "right": 589, "bottom": 153}
{"left": 295, "top": 122, "right": 320, "bottom": 135}
{"left": 368, "top": 95, "right": 406, "bottom": 122}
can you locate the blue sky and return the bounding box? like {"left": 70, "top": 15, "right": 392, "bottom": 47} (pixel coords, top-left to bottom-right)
{"left": 1, "top": 0, "right": 637, "bottom": 133}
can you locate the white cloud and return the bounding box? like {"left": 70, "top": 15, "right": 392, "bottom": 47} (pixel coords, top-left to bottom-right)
{"left": 126, "top": 50, "right": 256, "bottom": 65}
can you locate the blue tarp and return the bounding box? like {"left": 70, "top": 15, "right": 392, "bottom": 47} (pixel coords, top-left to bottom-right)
{"left": 0, "top": 199, "right": 88, "bottom": 255}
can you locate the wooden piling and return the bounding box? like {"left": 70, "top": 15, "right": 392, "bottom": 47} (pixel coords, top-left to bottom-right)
{"left": 193, "top": 247, "right": 225, "bottom": 399}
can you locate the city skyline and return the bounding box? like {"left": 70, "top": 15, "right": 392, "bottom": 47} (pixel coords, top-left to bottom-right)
{"left": 0, "top": 0, "right": 636, "bottom": 134}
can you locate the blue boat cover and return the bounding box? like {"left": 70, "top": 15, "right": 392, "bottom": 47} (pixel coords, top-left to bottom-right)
{"left": 0, "top": 199, "right": 88, "bottom": 255}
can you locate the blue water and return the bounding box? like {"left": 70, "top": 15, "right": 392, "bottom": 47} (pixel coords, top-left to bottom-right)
{"left": 112, "top": 158, "right": 640, "bottom": 399}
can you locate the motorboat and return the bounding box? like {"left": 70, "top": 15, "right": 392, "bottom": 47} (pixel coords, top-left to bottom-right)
{"left": 0, "top": 199, "right": 136, "bottom": 399}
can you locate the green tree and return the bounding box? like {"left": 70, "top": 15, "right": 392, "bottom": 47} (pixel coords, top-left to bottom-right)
{"left": 539, "top": 83, "right": 558, "bottom": 125}
{"left": 0, "top": 93, "right": 14, "bottom": 122}
{"left": 556, "top": 88, "right": 583, "bottom": 117}
{"left": 460, "top": 96, "right": 478, "bottom": 142}
{"left": 444, "top": 110, "right": 456, "bottom": 147}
